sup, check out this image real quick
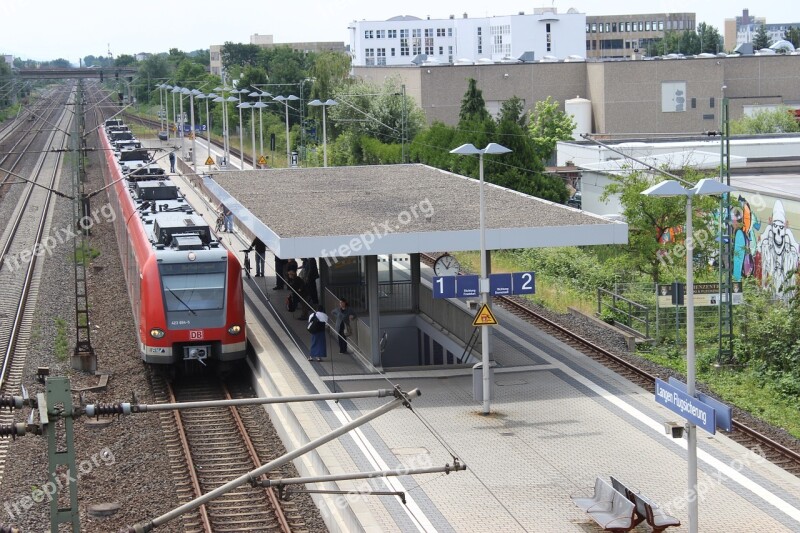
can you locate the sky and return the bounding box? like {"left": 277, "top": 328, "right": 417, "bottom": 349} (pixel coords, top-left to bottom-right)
{"left": 2, "top": 1, "right": 797, "bottom": 62}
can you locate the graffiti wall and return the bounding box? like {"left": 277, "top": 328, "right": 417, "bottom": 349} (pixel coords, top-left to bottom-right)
{"left": 729, "top": 192, "right": 800, "bottom": 297}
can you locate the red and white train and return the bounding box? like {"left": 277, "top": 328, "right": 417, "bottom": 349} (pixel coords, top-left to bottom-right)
{"left": 99, "top": 119, "right": 246, "bottom": 365}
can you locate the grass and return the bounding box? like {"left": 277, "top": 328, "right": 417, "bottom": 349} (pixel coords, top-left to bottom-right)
{"left": 54, "top": 318, "right": 69, "bottom": 361}
{"left": 74, "top": 242, "right": 101, "bottom": 264}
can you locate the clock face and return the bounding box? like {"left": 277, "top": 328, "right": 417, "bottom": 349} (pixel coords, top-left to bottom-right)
{"left": 434, "top": 254, "right": 460, "bottom": 276}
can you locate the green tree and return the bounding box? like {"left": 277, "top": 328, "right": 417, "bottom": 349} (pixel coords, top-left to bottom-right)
{"left": 221, "top": 42, "right": 261, "bottom": 70}
{"left": 753, "top": 25, "right": 772, "bottom": 49}
{"left": 730, "top": 107, "right": 800, "bottom": 134}
{"left": 601, "top": 169, "right": 717, "bottom": 284}
{"left": 135, "top": 54, "right": 171, "bottom": 104}
{"left": 308, "top": 51, "right": 351, "bottom": 102}
{"left": 459, "top": 78, "right": 491, "bottom": 123}
{"left": 697, "top": 23, "right": 724, "bottom": 54}
{"left": 115, "top": 54, "right": 136, "bottom": 67}
{"left": 528, "top": 96, "right": 576, "bottom": 164}
{"left": 783, "top": 26, "right": 800, "bottom": 48}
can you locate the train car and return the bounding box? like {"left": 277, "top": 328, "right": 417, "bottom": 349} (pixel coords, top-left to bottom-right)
{"left": 98, "top": 121, "right": 246, "bottom": 366}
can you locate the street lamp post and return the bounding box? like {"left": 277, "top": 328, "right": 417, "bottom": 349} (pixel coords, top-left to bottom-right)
{"left": 170, "top": 85, "right": 178, "bottom": 140}
{"left": 449, "top": 143, "right": 512, "bottom": 415}
{"left": 273, "top": 94, "right": 299, "bottom": 167}
{"left": 172, "top": 86, "right": 185, "bottom": 155}
{"left": 183, "top": 88, "right": 200, "bottom": 168}
{"left": 250, "top": 90, "right": 270, "bottom": 164}
{"left": 237, "top": 102, "right": 257, "bottom": 169}
{"left": 234, "top": 88, "right": 248, "bottom": 169}
{"left": 213, "top": 88, "right": 238, "bottom": 168}
{"left": 308, "top": 99, "right": 337, "bottom": 167}
{"left": 642, "top": 178, "right": 733, "bottom": 533}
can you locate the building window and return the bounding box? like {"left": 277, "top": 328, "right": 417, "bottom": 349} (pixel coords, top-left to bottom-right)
{"left": 377, "top": 48, "right": 386, "bottom": 65}
{"left": 599, "top": 23, "right": 604, "bottom": 33}
{"left": 388, "top": 29, "right": 397, "bottom": 39}
{"left": 425, "top": 28, "right": 433, "bottom": 37}
{"left": 625, "top": 22, "right": 630, "bottom": 32}
{"left": 710, "top": 97, "right": 715, "bottom": 108}
{"left": 592, "top": 23, "right": 597, "bottom": 32}
{"left": 400, "top": 29, "right": 408, "bottom": 38}
{"left": 612, "top": 22, "right": 617, "bottom": 32}
{"left": 376, "top": 29, "right": 385, "bottom": 39}
{"left": 439, "top": 46, "right": 443, "bottom": 55}
{"left": 691, "top": 97, "right": 697, "bottom": 109}
{"left": 437, "top": 28, "right": 445, "bottom": 37}
{"left": 413, "top": 38, "right": 421, "bottom": 55}
{"left": 592, "top": 40, "right": 597, "bottom": 50}
{"left": 586, "top": 39, "right": 591, "bottom": 49}
{"left": 400, "top": 39, "right": 409, "bottom": 56}
{"left": 413, "top": 28, "right": 421, "bottom": 38}
{"left": 365, "top": 48, "right": 375, "bottom": 65}
{"left": 448, "top": 28, "right": 453, "bottom": 37}
{"left": 365, "top": 30, "right": 373, "bottom": 39}
{"left": 586, "top": 23, "right": 590, "bottom": 33}
{"left": 425, "top": 38, "right": 433, "bottom": 55}
{"left": 679, "top": 20, "right": 684, "bottom": 30}
{"left": 391, "top": 48, "right": 395, "bottom": 56}
{"left": 659, "top": 21, "right": 664, "bottom": 31}
{"left": 546, "top": 23, "right": 551, "bottom": 32}
{"left": 606, "top": 23, "right": 610, "bottom": 32}
{"left": 646, "top": 21, "right": 651, "bottom": 31}
{"left": 448, "top": 45, "right": 453, "bottom": 62}
{"left": 547, "top": 33, "right": 552, "bottom": 52}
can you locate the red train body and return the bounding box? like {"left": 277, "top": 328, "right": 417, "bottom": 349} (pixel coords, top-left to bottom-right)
{"left": 99, "top": 121, "right": 246, "bottom": 364}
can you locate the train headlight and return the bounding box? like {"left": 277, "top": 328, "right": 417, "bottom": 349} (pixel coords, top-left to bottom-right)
{"left": 150, "top": 328, "right": 165, "bottom": 339}
{"left": 227, "top": 325, "right": 242, "bottom": 335}
{"left": 188, "top": 252, "right": 197, "bottom": 261}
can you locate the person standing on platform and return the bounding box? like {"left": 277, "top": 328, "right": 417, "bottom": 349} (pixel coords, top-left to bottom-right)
{"left": 273, "top": 256, "right": 287, "bottom": 290}
{"left": 287, "top": 269, "right": 307, "bottom": 318}
{"left": 219, "top": 203, "right": 233, "bottom": 233}
{"left": 169, "top": 151, "right": 176, "bottom": 173}
{"left": 331, "top": 298, "right": 356, "bottom": 354}
{"left": 300, "top": 258, "right": 319, "bottom": 304}
{"left": 250, "top": 237, "right": 266, "bottom": 277}
{"left": 307, "top": 305, "right": 328, "bottom": 362}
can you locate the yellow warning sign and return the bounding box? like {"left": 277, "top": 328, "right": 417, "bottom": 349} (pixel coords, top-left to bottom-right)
{"left": 205, "top": 156, "right": 214, "bottom": 166}
{"left": 258, "top": 155, "right": 267, "bottom": 165}
{"left": 472, "top": 304, "right": 498, "bottom": 327}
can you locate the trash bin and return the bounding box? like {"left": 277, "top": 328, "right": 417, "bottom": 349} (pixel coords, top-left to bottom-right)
{"left": 473, "top": 361, "right": 496, "bottom": 402}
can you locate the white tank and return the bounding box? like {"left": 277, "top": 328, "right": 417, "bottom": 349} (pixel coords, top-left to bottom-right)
{"left": 565, "top": 96, "right": 592, "bottom": 140}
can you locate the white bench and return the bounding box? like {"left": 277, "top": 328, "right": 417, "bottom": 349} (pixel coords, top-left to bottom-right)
{"left": 611, "top": 476, "right": 681, "bottom": 533}
{"left": 572, "top": 477, "right": 637, "bottom": 532}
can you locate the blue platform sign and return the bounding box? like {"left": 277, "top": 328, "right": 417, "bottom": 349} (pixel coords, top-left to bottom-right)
{"left": 512, "top": 272, "right": 536, "bottom": 295}
{"left": 655, "top": 378, "right": 716, "bottom": 435}
{"left": 432, "top": 276, "right": 457, "bottom": 299}
{"left": 490, "top": 273, "right": 513, "bottom": 296}
{"left": 457, "top": 275, "right": 479, "bottom": 298}
{"left": 668, "top": 377, "right": 732, "bottom": 432}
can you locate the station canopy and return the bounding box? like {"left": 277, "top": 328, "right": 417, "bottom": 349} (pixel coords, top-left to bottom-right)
{"left": 204, "top": 164, "right": 628, "bottom": 259}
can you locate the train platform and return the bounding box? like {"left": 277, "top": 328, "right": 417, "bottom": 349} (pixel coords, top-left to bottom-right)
{"left": 150, "top": 144, "right": 800, "bottom": 532}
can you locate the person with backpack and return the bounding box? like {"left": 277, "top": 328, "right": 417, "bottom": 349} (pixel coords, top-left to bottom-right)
{"left": 307, "top": 305, "right": 328, "bottom": 362}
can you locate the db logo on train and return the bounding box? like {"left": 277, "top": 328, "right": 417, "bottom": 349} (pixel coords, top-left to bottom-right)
{"left": 189, "top": 330, "right": 204, "bottom": 340}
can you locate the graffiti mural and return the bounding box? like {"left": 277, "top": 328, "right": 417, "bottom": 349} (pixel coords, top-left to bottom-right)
{"left": 730, "top": 194, "right": 800, "bottom": 298}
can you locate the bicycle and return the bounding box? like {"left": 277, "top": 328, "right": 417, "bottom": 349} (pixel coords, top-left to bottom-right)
{"left": 240, "top": 249, "right": 252, "bottom": 278}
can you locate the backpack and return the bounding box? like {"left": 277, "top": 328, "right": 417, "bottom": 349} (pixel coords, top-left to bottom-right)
{"left": 308, "top": 313, "right": 326, "bottom": 334}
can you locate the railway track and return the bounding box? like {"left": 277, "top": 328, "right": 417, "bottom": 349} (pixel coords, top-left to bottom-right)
{"left": 148, "top": 372, "right": 297, "bottom": 532}
{"left": 419, "top": 253, "right": 800, "bottom": 477}
{"left": 0, "top": 86, "right": 74, "bottom": 484}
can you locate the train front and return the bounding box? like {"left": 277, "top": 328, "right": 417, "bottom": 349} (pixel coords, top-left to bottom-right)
{"left": 142, "top": 247, "right": 246, "bottom": 365}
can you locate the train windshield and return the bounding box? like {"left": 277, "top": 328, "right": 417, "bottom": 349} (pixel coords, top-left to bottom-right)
{"left": 159, "top": 261, "right": 226, "bottom": 312}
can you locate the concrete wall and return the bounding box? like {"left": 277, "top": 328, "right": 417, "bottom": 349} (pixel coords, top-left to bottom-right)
{"left": 353, "top": 55, "right": 800, "bottom": 135}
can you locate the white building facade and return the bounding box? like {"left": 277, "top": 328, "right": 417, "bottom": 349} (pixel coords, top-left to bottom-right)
{"left": 348, "top": 8, "right": 586, "bottom": 67}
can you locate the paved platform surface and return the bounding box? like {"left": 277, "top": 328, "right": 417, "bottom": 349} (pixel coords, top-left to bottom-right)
{"left": 156, "top": 147, "right": 800, "bottom": 532}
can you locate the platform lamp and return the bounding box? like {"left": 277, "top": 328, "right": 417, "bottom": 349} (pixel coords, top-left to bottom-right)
{"left": 308, "top": 99, "right": 337, "bottom": 168}
{"left": 236, "top": 102, "right": 258, "bottom": 169}
{"left": 156, "top": 84, "right": 167, "bottom": 132}
{"left": 195, "top": 92, "right": 213, "bottom": 167}
{"left": 273, "top": 94, "right": 299, "bottom": 167}
{"left": 182, "top": 88, "right": 201, "bottom": 168}
{"left": 449, "top": 143, "right": 511, "bottom": 415}
{"left": 233, "top": 88, "right": 249, "bottom": 169}
{"left": 213, "top": 89, "right": 238, "bottom": 168}
{"left": 642, "top": 177, "right": 733, "bottom": 533}
{"left": 249, "top": 90, "right": 270, "bottom": 161}
{"left": 171, "top": 85, "right": 185, "bottom": 154}
{"left": 162, "top": 84, "right": 173, "bottom": 136}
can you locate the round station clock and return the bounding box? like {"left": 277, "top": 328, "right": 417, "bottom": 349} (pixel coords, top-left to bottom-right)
{"left": 433, "top": 254, "right": 461, "bottom": 276}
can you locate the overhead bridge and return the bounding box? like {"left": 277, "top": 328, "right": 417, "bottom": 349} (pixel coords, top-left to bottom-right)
{"left": 17, "top": 67, "right": 138, "bottom": 80}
